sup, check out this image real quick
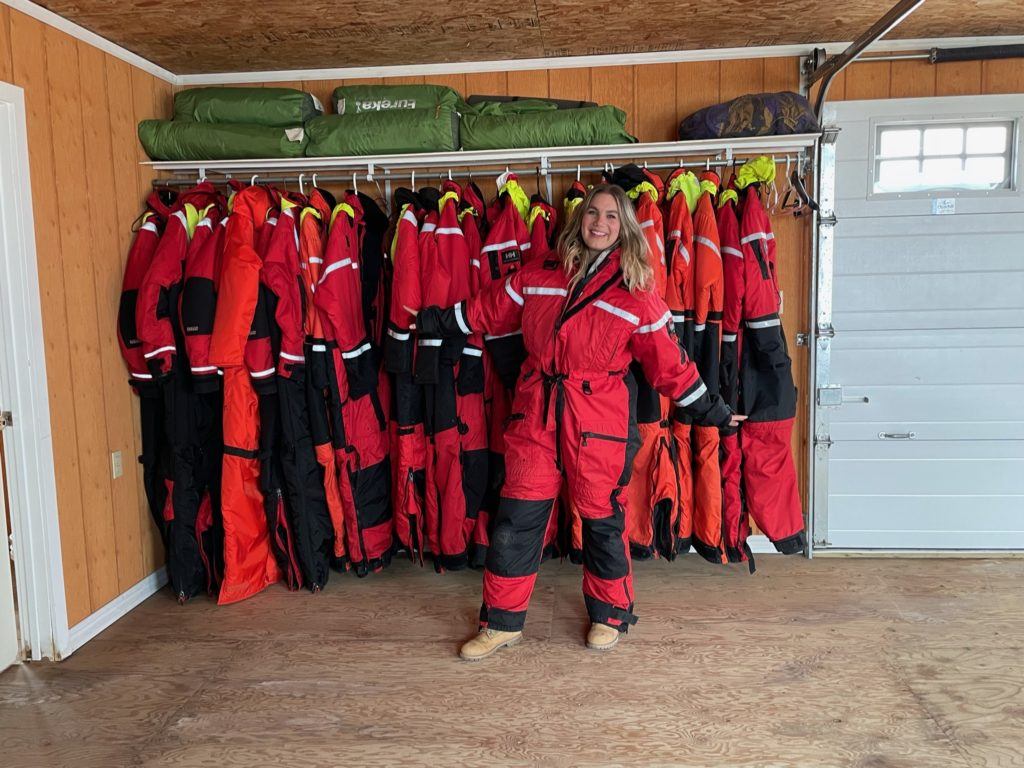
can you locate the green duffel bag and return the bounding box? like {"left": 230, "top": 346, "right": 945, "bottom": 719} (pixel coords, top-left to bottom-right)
{"left": 305, "top": 108, "right": 459, "bottom": 156}
{"left": 138, "top": 120, "right": 308, "bottom": 160}
{"left": 173, "top": 87, "right": 323, "bottom": 127}
{"left": 460, "top": 104, "right": 636, "bottom": 150}
{"left": 332, "top": 83, "right": 461, "bottom": 115}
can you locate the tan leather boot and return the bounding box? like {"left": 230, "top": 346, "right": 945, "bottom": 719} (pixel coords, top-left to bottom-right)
{"left": 586, "top": 622, "right": 620, "bottom": 651}
{"left": 459, "top": 628, "right": 523, "bottom": 661}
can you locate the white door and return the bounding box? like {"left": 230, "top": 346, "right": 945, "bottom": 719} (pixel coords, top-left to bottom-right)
{"left": 0, "top": 423, "right": 18, "bottom": 670}
{"left": 818, "top": 95, "right": 1024, "bottom": 550}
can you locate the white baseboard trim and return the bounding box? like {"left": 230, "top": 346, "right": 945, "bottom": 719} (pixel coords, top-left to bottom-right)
{"left": 62, "top": 568, "right": 167, "bottom": 659}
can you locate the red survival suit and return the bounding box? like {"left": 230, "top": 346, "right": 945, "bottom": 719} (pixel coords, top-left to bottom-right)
{"left": 209, "top": 185, "right": 282, "bottom": 604}
{"left": 421, "top": 248, "right": 732, "bottom": 633}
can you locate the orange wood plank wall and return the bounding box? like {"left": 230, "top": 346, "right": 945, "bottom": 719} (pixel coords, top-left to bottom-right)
{"left": 0, "top": 6, "right": 171, "bottom": 627}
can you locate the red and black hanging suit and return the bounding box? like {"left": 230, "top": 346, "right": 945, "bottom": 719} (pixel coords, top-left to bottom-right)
{"left": 135, "top": 182, "right": 226, "bottom": 601}
{"left": 419, "top": 248, "right": 732, "bottom": 633}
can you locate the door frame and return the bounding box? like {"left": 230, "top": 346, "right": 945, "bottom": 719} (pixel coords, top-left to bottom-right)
{"left": 0, "top": 80, "right": 69, "bottom": 660}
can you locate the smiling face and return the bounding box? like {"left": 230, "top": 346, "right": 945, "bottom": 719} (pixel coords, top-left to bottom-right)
{"left": 580, "top": 191, "right": 621, "bottom": 254}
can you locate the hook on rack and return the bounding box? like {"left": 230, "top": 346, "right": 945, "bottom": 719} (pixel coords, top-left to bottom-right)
{"left": 411, "top": 170, "right": 416, "bottom": 189}
{"left": 250, "top": 174, "right": 259, "bottom": 186}
{"left": 352, "top": 171, "right": 359, "bottom": 193}
{"left": 576, "top": 164, "right": 582, "bottom": 181}
{"left": 312, "top": 173, "right": 319, "bottom": 188}
{"left": 298, "top": 173, "right": 306, "bottom": 195}
{"left": 447, "top": 168, "right": 453, "bottom": 181}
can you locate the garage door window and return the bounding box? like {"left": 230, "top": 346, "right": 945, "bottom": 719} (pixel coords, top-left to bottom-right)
{"left": 873, "top": 120, "right": 1016, "bottom": 194}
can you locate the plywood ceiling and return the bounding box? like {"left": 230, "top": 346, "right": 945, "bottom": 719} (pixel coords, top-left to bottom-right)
{"left": 36, "top": 0, "right": 1024, "bottom": 74}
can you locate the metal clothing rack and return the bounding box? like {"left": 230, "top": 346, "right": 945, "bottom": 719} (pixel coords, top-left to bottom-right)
{"left": 146, "top": 133, "right": 821, "bottom": 202}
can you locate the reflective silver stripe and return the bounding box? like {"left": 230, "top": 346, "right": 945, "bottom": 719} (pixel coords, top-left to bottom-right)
{"left": 635, "top": 310, "right": 671, "bottom": 334}
{"left": 318, "top": 258, "right": 352, "bottom": 283}
{"left": 676, "top": 381, "right": 707, "bottom": 407}
{"left": 694, "top": 323, "right": 706, "bottom": 332}
{"left": 722, "top": 246, "right": 743, "bottom": 259}
{"left": 341, "top": 342, "right": 372, "bottom": 359}
{"left": 418, "top": 338, "right": 443, "bottom": 347}
{"left": 266, "top": 217, "right": 278, "bottom": 226}
{"left": 505, "top": 278, "right": 524, "bottom": 306}
{"left": 387, "top": 328, "right": 411, "bottom": 341}
{"left": 141, "top": 221, "right": 158, "bottom": 234}
{"left": 250, "top": 367, "right": 275, "bottom": 378}
{"left": 746, "top": 317, "right": 781, "bottom": 329}
{"left": 482, "top": 239, "right": 519, "bottom": 253}
{"left": 671, "top": 311, "right": 687, "bottom": 322}
{"left": 594, "top": 300, "right": 639, "bottom": 325}
{"left": 402, "top": 209, "right": 417, "bottom": 226}
{"left": 421, "top": 222, "right": 437, "bottom": 233}
{"left": 740, "top": 231, "right": 775, "bottom": 244}
{"left": 309, "top": 257, "right": 323, "bottom": 264}
{"left": 191, "top": 365, "right": 218, "bottom": 373}
{"left": 311, "top": 344, "right": 327, "bottom": 352}
{"left": 172, "top": 210, "right": 188, "bottom": 229}
{"left": 454, "top": 302, "right": 471, "bottom": 334}
{"left": 677, "top": 245, "right": 691, "bottom": 264}
{"left": 435, "top": 227, "right": 464, "bottom": 236}
{"left": 520, "top": 242, "right": 531, "bottom": 250}
{"left": 523, "top": 286, "right": 568, "bottom": 296}
{"left": 484, "top": 330, "right": 523, "bottom": 340}
{"left": 196, "top": 218, "right": 212, "bottom": 230}
{"left": 694, "top": 235, "right": 720, "bottom": 256}
{"left": 131, "top": 371, "right": 154, "bottom": 379}
{"left": 280, "top": 351, "right": 305, "bottom": 362}
{"left": 640, "top": 219, "right": 654, "bottom": 229}
{"left": 667, "top": 229, "right": 681, "bottom": 239}
{"left": 462, "top": 346, "right": 483, "bottom": 357}
{"left": 722, "top": 333, "right": 738, "bottom": 342}
{"left": 471, "top": 258, "right": 481, "bottom": 268}
{"left": 143, "top": 345, "right": 176, "bottom": 359}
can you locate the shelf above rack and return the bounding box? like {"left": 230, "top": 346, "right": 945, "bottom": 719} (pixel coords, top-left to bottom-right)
{"left": 144, "top": 133, "right": 821, "bottom": 177}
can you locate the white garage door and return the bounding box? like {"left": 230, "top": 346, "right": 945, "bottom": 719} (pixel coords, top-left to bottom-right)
{"left": 818, "top": 94, "right": 1024, "bottom": 550}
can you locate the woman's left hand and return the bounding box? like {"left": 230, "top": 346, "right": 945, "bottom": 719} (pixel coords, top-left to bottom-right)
{"left": 729, "top": 413, "right": 748, "bottom": 428}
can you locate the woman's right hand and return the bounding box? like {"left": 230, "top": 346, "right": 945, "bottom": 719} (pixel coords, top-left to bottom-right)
{"left": 729, "top": 413, "right": 748, "bottom": 429}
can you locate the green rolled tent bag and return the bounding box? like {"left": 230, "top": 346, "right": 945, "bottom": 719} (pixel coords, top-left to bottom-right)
{"left": 138, "top": 120, "right": 309, "bottom": 161}
{"left": 173, "top": 87, "right": 324, "bottom": 127}
{"left": 460, "top": 104, "right": 636, "bottom": 150}
{"left": 305, "top": 108, "right": 460, "bottom": 156}
{"left": 331, "top": 83, "right": 461, "bottom": 115}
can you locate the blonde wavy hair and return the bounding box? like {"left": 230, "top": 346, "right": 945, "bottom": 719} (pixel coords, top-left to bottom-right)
{"left": 558, "top": 183, "right": 653, "bottom": 293}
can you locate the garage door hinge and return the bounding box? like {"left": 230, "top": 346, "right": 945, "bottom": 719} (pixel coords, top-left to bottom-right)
{"left": 814, "top": 434, "right": 834, "bottom": 448}
{"left": 816, "top": 324, "right": 835, "bottom": 339}
{"left": 820, "top": 213, "right": 837, "bottom": 227}
{"left": 0, "top": 410, "right": 12, "bottom": 430}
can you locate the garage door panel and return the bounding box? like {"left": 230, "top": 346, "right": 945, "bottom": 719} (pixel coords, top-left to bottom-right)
{"left": 829, "top": 495, "right": 1024, "bottom": 534}
{"left": 830, "top": 421, "right": 1024, "bottom": 441}
{"left": 829, "top": 456, "right": 1024, "bottom": 495}
{"left": 827, "top": 528, "right": 1024, "bottom": 550}
{"left": 830, "top": 345, "right": 1023, "bottom": 386}
{"left": 834, "top": 231, "right": 1022, "bottom": 277}
{"left": 832, "top": 308, "right": 1024, "bottom": 331}
{"left": 830, "top": 440, "right": 1024, "bottom": 460}
{"left": 833, "top": 272, "right": 1024, "bottom": 319}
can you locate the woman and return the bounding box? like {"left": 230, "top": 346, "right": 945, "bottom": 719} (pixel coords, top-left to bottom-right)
{"left": 417, "top": 184, "right": 744, "bottom": 660}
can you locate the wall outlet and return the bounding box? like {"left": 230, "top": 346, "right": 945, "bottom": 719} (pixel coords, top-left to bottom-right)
{"left": 111, "top": 450, "right": 123, "bottom": 479}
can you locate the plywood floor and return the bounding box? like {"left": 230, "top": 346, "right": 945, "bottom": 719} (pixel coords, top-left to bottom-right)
{"left": 1, "top": 556, "right": 1022, "bottom": 767}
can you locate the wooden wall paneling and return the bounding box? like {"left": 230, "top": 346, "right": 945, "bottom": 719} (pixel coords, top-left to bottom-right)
{"left": 130, "top": 67, "right": 167, "bottom": 573}
{"left": 104, "top": 54, "right": 151, "bottom": 587}
{"left": 0, "top": 4, "right": 13, "bottom": 83}
{"left": 982, "top": 59, "right": 1024, "bottom": 94}
{"left": 548, "top": 68, "right": 592, "bottom": 103}
{"left": 384, "top": 75, "right": 427, "bottom": 86}
{"left": 935, "top": 60, "right": 983, "bottom": 96}
{"left": 719, "top": 58, "right": 764, "bottom": 102}
{"left": 464, "top": 71, "right": 509, "bottom": 98}
{"left": 762, "top": 57, "right": 800, "bottom": 92}
{"left": 889, "top": 59, "right": 936, "bottom": 98}
{"left": 675, "top": 61, "right": 720, "bottom": 127}
{"left": 79, "top": 43, "right": 144, "bottom": 594}
{"left": 590, "top": 66, "right": 635, "bottom": 135}
{"left": 844, "top": 61, "right": 892, "bottom": 100}
{"left": 45, "top": 26, "right": 120, "bottom": 615}
{"left": 813, "top": 67, "right": 847, "bottom": 105}
{"left": 505, "top": 69, "right": 549, "bottom": 99}
{"left": 633, "top": 63, "right": 677, "bottom": 143}
{"left": 9, "top": 10, "right": 91, "bottom": 626}
{"left": 426, "top": 73, "right": 467, "bottom": 97}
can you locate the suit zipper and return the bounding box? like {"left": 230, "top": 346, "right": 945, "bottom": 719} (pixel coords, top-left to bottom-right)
{"left": 581, "top": 431, "right": 628, "bottom": 446}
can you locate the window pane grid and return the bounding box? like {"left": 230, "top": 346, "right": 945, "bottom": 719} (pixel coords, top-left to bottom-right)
{"left": 873, "top": 119, "right": 1015, "bottom": 194}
